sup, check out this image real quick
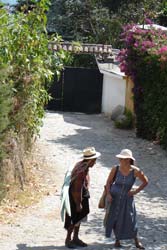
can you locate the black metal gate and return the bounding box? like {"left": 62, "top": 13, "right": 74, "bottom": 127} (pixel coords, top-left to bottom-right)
{"left": 47, "top": 67, "right": 103, "bottom": 114}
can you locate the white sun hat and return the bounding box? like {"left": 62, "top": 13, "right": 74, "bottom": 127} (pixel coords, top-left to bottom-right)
{"left": 116, "top": 149, "right": 135, "bottom": 161}
{"left": 82, "top": 147, "right": 101, "bottom": 160}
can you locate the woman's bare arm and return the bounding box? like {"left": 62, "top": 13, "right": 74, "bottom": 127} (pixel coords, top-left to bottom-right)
{"left": 129, "top": 167, "right": 148, "bottom": 196}
{"left": 105, "top": 166, "right": 117, "bottom": 201}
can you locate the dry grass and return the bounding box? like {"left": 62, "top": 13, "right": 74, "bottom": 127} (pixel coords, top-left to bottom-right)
{"left": 0, "top": 153, "right": 53, "bottom": 224}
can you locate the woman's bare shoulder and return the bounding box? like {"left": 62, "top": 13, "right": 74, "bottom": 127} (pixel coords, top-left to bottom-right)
{"left": 108, "top": 165, "right": 117, "bottom": 175}
{"left": 111, "top": 165, "right": 118, "bottom": 171}
{"left": 131, "top": 165, "right": 140, "bottom": 172}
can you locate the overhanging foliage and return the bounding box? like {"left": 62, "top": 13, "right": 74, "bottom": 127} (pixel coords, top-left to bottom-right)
{"left": 0, "top": 0, "right": 64, "bottom": 160}
{"left": 118, "top": 24, "right": 167, "bottom": 148}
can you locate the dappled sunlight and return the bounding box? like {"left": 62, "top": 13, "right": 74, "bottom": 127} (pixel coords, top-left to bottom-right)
{"left": 135, "top": 192, "right": 167, "bottom": 219}
{"left": 1, "top": 111, "right": 167, "bottom": 250}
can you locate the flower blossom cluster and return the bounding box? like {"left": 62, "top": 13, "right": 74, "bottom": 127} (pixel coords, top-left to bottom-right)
{"left": 117, "top": 24, "right": 167, "bottom": 79}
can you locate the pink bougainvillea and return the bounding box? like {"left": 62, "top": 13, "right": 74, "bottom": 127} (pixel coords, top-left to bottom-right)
{"left": 117, "top": 24, "right": 167, "bottom": 79}
{"left": 117, "top": 23, "right": 167, "bottom": 149}
{"left": 158, "top": 46, "right": 167, "bottom": 53}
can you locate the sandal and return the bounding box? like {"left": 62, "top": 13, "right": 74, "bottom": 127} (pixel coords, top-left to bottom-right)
{"left": 72, "top": 239, "right": 88, "bottom": 247}
{"left": 65, "top": 240, "right": 76, "bottom": 249}
{"left": 135, "top": 241, "right": 145, "bottom": 249}
{"left": 114, "top": 240, "right": 122, "bottom": 248}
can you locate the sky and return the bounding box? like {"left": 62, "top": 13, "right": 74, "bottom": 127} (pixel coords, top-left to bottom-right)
{"left": 1, "top": 0, "right": 18, "bottom": 4}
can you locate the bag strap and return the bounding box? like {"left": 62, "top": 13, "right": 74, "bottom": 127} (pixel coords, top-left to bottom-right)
{"left": 103, "top": 165, "right": 119, "bottom": 192}
{"left": 113, "top": 165, "right": 119, "bottom": 182}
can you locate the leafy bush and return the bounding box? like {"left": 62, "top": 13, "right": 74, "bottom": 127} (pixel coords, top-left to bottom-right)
{"left": 118, "top": 24, "right": 167, "bottom": 148}
{"left": 0, "top": 0, "right": 66, "bottom": 175}
{"left": 0, "top": 0, "right": 64, "bottom": 159}
{"left": 0, "top": 68, "right": 13, "bottom": 159}
{"left": 115, "top": 109, "right": 134, "bottom": 130}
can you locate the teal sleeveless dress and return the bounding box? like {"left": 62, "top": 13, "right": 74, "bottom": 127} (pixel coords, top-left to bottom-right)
{"left": 105, "top": 167, "right": 138, "bottom": 240}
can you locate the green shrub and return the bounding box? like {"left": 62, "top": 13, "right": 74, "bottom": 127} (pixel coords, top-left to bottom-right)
{"left": 0, "top": 75, "right": 13, "bottom": 159}
{"left": 115, "top": 109, "right": 134, "bottom": 130}
{"left": 0, "top": 0, "right": 64, "bottom": 158}
{"left": 118, "top": 24, "right": 167, "bottom": 148}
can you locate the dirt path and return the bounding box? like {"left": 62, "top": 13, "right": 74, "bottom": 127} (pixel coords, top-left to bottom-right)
{"left": 0, "top": 111, "right": 167, "bottom": 250}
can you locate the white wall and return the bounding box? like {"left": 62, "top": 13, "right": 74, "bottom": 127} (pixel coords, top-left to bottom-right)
{"left": 102, "top": 72, "right": 126, "bottom": 115}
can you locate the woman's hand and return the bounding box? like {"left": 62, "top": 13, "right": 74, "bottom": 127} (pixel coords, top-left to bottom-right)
{"left": 76, "top": 203, "right": 83, "bottom": 212}
{"left": 106, "top": 193, "right": 113, "bottom": 203}
{"left": 128, "top": 168, "right": 148, "bottom": 197}
{"left": 128, "top": 189, "right": 137, "bottom": 196}
{"left": 128, "top": 167, "right": 148, "bottom": 197}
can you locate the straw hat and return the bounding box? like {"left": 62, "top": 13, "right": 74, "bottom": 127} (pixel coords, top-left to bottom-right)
{"left": 82, "top": 147, "right": 101, "bottom": 160}
{"left": 116, "top": 149, "right": 135, "bottom": 161}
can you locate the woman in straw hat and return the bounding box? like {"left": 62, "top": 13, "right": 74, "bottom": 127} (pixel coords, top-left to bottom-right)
{"left": 64, "top": 147, "right": 100, "bottom": 248}
{"left": 104, "top": 149, "right": 148, "bottom": 249}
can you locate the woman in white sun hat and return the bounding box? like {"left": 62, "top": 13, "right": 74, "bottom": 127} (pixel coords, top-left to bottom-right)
{"left": 104, "top": 149, "right": 148, "bottom": 249}
{"left": 63, "top": 147, "right": 100, "bottom": 248}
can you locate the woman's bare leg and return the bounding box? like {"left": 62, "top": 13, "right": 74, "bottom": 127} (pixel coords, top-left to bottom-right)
{"left": 72, "top": 224, "right": 87, "bottom": 247}
{"left": 65, "top": 225, "right": 74, "bottom": 247}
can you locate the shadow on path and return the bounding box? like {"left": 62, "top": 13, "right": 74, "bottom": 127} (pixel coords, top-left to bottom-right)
{"left": 16, "top": 245, "right": 57, "bottom": 250}
{"left": 82, "top": 211, "right": 167, "bottom": 249}
{"left": 43, "top": 112, "right": 167, "bottom": 250}
{"left": 16, "top": 243, "right": 132, "bottom": 250}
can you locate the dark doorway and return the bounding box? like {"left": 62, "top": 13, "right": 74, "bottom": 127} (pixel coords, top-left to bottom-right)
{"left": 47, "top": 67, "right": 103, "bottom": 114}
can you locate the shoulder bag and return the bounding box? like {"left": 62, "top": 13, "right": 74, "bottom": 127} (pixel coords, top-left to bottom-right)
{"left": 98, "top": 165, "right": 118, "bottom": 209}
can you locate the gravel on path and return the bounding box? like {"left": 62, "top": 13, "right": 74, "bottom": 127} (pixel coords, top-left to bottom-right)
{"left": 0, "top": 111, "right": 167, "bottom": 250}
